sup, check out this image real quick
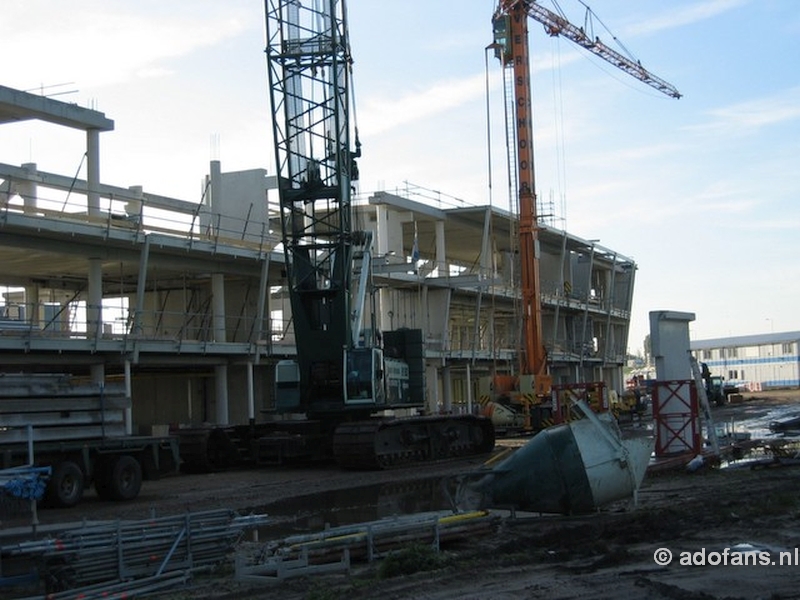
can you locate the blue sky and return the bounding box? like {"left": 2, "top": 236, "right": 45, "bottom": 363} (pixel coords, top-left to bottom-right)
{"left": 1, "top": 0, "right": 798, "bottom": 354}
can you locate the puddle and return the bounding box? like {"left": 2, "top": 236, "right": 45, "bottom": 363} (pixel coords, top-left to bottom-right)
{"left": 248, "top": 400, "right": 800, "bottom": 540}
{"left": 251, "top": 475, "right": 457, "bottom": 539}
{"left": 714, "top": 404, "right": 800, "bottom": 439}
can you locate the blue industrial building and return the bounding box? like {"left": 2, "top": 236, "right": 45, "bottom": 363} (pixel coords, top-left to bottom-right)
{"left": 691, "top": 331, "right": 800, "bottom": 390}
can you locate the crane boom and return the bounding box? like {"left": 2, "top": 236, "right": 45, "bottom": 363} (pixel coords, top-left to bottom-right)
{"left": 265, "top": 0, "right": 367, "bottom": 413}
{"left": 524, "top": 1, "right": 682, "bottom": 99}
{"left": 264, "top": 1, "right": 496, "bottom": 468}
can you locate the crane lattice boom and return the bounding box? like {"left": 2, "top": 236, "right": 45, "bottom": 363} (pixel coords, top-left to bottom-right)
{"left": 517, "top": 0, "right": 682, "bottom": 98}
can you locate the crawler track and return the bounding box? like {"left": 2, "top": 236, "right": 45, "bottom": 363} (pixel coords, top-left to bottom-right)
{"left": 332, "top": 415, "right": 495, "bottom": 469}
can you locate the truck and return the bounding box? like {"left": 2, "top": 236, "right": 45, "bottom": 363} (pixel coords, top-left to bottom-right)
{"left": 0, "top": 373, "right": 179, "bottom": 508}
{"left": 700, "top": 363, "right": 738, "bottom": 406}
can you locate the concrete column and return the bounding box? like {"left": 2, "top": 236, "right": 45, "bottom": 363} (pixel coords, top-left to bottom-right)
{"left": 132, "top": 235, "right": 150, "bottom": 340}
{"left": 86, "top": 129, "right": 101, "bottom": 217}
{"left": 374, "top": 205, "right": 390, "bottom": 256}
{"left": 124, "top": 359, "right": 133, "bottom": 435}
{"left": 91, "top": 363, "right": 105, "bottom": 386}
{"left": 88, "top": 257, "right": 105, "bottom": 385}
{"left": 425, "top": 362, "right": 439, "bottom": 414}
{"left": 215, "top": 364, "right": 229, "bottom": 425}
{"left": 435, "top": 219, "right": 446, "bottom": 276}
{"left": 212, "top": 273, "right": 226, "bottom": 342}
{"left": 253, "top": 257, "right": 269, "bottom": 347}
{"left": 88, "top": 258, "right": 103, "bottom": 338}
{"left": 186, "top": 379, "right": 193, "bottom": 422}
{"left": 442, "top": 364, "right": 453, "bottom": 414}
{"left": 209, "top": 160, "right": 222, "bottom": 233}
{"left": 25, "top": 284, "right": 39, "bottom": 327}
{"left": 466, "top": 362, "right": 473, "bottom": 414}
{"left": 247, "top": 361, "right": 255, "bottom": 423}
{"left": 20, "top": 163, "right": 37, "bottom": 213}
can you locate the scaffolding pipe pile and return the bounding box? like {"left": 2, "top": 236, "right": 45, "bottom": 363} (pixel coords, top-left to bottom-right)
{"left": 237, "top": 510, "right": 498, "bottom": 581}
{"left": 3, "top": 509, "right": 268, "bottom": 595}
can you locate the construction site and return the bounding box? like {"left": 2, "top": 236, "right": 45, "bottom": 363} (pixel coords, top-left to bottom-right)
{"left": 1, "top": 1, "right": 799, "bottom": 599}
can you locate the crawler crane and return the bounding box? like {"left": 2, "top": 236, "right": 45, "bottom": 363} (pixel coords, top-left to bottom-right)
{"left": 481, "top": 0, "right": 680, "bottom": 429}
{"left": 263, "top": 0, "right": 494, "bottom": 469}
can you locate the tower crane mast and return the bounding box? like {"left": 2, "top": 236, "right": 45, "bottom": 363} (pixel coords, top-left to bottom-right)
{"left": 492, "top": 0, "right": 679, "bottom": 395}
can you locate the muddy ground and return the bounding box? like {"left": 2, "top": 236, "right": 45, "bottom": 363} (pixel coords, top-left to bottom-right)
{"left": 5, "top": 392, "right": 800, "bottom": 599}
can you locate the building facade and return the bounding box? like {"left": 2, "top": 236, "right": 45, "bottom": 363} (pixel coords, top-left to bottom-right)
{"left": 691, "top": 332, "right": 800, "bottom": 390}
{"left": 0, "top": 85, "right": 636, "bottom": 432}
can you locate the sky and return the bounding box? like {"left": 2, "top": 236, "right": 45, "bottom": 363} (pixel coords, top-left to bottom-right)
{"left": 1, "top": 0, "right": 799, "bottom": 355}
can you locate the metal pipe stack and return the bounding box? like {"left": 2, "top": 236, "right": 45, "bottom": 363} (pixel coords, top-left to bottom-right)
{"left": 3, "top": 509, "right": 268, "bottom": 597}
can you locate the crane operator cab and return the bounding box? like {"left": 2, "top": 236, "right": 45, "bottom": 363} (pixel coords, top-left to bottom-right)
{"left": 275, "top": 346, "right": 411, "bottom": 412}
{"left": 345, "top": 347, "right": 385, "bottom": 405}
{"left": 345, "top": 347, "right": 411, "bottom": 406}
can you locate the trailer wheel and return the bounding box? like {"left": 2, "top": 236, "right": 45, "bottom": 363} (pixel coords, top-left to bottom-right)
{"left": 107, "top": 455, "right": 143, "bottom": 501}
{"left": 45, "top": 461, "right": 85, "bottom": 508}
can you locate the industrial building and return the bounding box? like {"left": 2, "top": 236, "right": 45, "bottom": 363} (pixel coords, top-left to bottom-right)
{"left": 691, "top": 331, "right": 800, "bottom": 391}
{"left": 0, "top": 84, "right": 635, "bottom": 433}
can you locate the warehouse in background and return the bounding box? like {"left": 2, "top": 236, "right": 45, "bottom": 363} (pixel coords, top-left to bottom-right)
{"left": 691, "top": 331, "right": 800, "bottom": 391}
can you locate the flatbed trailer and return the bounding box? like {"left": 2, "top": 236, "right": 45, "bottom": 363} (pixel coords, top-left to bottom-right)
{"left": 0, "top": 373, "right": 179, "bottom": 508}
{"left": 1, "top": 434, "right": 179, "bottom": 508}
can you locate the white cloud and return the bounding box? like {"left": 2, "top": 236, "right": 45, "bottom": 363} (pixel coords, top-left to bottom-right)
{"left": 624, "top": 0, "right": 750, "bottom": 37}
{"left": 687, "top": 86, "right": 800, "bottom": 136}
{"left": 1, "top": 4, "right": 248, "bottom": 90}
{"left": 359, "top": 73, "right": 487, "bottom": 136}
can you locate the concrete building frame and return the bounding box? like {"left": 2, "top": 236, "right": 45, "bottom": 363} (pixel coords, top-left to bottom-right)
{"left": 0, "top": 85, "right": 636, "bottom": 432}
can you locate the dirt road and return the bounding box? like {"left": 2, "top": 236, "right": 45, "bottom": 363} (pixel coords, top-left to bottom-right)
{"left": 6, "top": 392, "right": 800, "bottom": 599}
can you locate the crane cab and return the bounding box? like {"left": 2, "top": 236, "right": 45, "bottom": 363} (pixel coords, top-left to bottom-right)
{"left": 345, "top": 346, "right": 386, "bottom": 406}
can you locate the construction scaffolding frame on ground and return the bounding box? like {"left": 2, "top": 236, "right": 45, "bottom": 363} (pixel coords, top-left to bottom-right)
{"left": 1, "top": 509, "right": 268, "bottom": 596}
{"left": 236, "top": 510, "right": 498, "bottom": 582}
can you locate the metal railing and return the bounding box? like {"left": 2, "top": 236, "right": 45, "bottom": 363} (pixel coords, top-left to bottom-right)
{"left": 0, "top": 186, "right": 282, "bottom": 253}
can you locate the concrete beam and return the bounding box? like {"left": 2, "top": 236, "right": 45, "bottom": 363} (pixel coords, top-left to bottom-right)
{"left": 0, "top": 84, "right": 114, "bottom": 131}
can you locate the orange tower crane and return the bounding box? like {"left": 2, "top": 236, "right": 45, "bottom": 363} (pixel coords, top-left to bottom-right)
{"left": 492, "top": 0, "right": 680, "bottom": 399}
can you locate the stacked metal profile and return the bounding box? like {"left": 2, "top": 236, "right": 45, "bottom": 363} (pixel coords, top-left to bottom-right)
{"left": 3, "top": 509, "right": 267, "bottom": 597}
{"left": 237, "top": 510, "right": 499, "bottom": 581}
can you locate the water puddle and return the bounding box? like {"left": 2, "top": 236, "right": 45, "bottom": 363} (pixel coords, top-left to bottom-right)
{"left": 718, "top": 404, "right": 800, "bottom": 439}
{"left": 251, "top": 475, "right": 456, "bottom": 539}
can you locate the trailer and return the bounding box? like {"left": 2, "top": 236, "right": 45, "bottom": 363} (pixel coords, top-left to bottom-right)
{"left": 0, "top": 374, "right": 179, "bottom": 508}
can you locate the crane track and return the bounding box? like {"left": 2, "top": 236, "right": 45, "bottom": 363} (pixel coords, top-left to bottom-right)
{"left": 332, "top": 415, "right": 495, "bottom": 470}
